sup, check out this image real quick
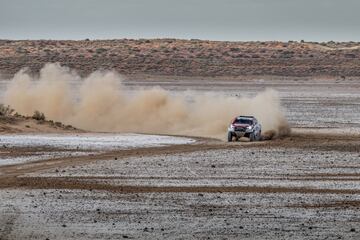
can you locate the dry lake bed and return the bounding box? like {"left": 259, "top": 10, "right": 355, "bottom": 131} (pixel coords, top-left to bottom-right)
{"left": 1, "top": 78, "right": 360, "bottom": 239}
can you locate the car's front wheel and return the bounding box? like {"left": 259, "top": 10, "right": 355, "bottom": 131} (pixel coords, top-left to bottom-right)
{"left": 249, "top": 132, "right": 255, "bottom": 142}
{"left": 227, "top": 132, "right": 233, "bottom": 142}
{"left": 257, "top": 130, "right": 262, "bottom": 141}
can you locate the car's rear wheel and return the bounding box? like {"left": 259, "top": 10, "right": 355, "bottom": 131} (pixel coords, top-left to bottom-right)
{"left": 227, "top": 132, "right": 233, "bottom": 142}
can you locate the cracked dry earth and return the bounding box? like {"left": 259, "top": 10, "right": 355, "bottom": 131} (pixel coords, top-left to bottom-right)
{"left": 1, "top": 78, "right": 360, "bottom": 239}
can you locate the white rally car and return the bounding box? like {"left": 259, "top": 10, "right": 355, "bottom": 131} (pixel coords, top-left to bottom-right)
{"left": 227, "top": 116, "right": 262, "bottom": 142}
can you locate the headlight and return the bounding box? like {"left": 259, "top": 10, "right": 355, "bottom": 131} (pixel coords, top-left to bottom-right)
{"left": 228, "top": 125, "right": 234, "bottom": 130}
{"left": 247, "top": 126, "right": 252, "bottom": 129}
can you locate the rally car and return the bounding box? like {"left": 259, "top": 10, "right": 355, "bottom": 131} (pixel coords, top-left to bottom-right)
{"left": 227, "top": 116, "right": 262, "bottom": 142}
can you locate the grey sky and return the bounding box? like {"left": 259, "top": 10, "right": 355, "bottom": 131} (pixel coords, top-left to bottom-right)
{"left": 0, "top": 0, "right": 359, "bottom": 41}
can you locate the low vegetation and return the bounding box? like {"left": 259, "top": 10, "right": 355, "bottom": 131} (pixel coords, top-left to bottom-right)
{"left": 32, "top": 110, "right": 46, "bottom": 121}
{"left": 0, "top": 104, "right": 14, "bottom": 116}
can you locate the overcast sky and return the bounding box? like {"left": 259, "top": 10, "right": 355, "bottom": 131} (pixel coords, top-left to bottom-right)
{"left": 0, "top": 0, "right": 359, "bottom": 41}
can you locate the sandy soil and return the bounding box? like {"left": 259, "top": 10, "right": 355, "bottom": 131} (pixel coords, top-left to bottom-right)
{"left": 0, "top": 115, "right": 79, "bottom": 134}
{"left": 0, "top": 79, "right": 360, "bottom": 239}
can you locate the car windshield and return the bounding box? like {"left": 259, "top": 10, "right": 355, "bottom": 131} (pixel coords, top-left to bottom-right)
{"left": 234, "top": 118, "right": 253, "bottom": 125}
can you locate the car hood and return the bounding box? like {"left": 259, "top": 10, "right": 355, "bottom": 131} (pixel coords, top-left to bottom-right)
{"left": 232, "top": 123, "right": 251, "bottom": 128}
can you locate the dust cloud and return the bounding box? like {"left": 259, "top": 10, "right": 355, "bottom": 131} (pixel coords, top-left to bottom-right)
{"left": 3, "top": 63, "right": 290, "bottom": 139}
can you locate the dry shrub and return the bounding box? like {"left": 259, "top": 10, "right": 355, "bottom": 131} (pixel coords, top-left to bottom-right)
{"left": 32, "top": 110, "right": 45, "bottom": 121}
{"left": 0, "top": 104, "right": 14, "bottom": 116}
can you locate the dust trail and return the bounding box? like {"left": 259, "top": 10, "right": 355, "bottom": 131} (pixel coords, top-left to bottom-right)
{"left": 2, "top": 63, "right": 290, "bottom": 139}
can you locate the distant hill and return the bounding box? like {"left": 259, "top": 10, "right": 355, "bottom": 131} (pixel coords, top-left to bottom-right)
{"left": 1, "top": 39, "right": 359, "bottom": 79}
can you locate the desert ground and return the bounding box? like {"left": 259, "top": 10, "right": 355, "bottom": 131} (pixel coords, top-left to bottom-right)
{"left": 0, "top": 76, "right": 359, "bottom": 240}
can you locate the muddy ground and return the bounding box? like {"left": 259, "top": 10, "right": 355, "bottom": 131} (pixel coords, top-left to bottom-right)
{"left": 0, "top": 78, "right": 360, "bottom": 239}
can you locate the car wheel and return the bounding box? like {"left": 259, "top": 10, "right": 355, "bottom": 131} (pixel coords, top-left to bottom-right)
{"left": 227, "top": 132, "right": 233, "bottom": 142}
{"left": 249, "top": 132, "right": 255, "bottom": 142}
{"left": 257, "top": 131, "right": 262, "bottom": 141}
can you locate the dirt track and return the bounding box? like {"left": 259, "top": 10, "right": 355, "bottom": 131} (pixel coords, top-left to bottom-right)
{"left": 0, "top": 131, "right": 360, "bottom": 190}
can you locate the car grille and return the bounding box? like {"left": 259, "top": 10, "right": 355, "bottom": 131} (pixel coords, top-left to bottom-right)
{"left": 235, "top": 127, "right": 246, "bottom": 132}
